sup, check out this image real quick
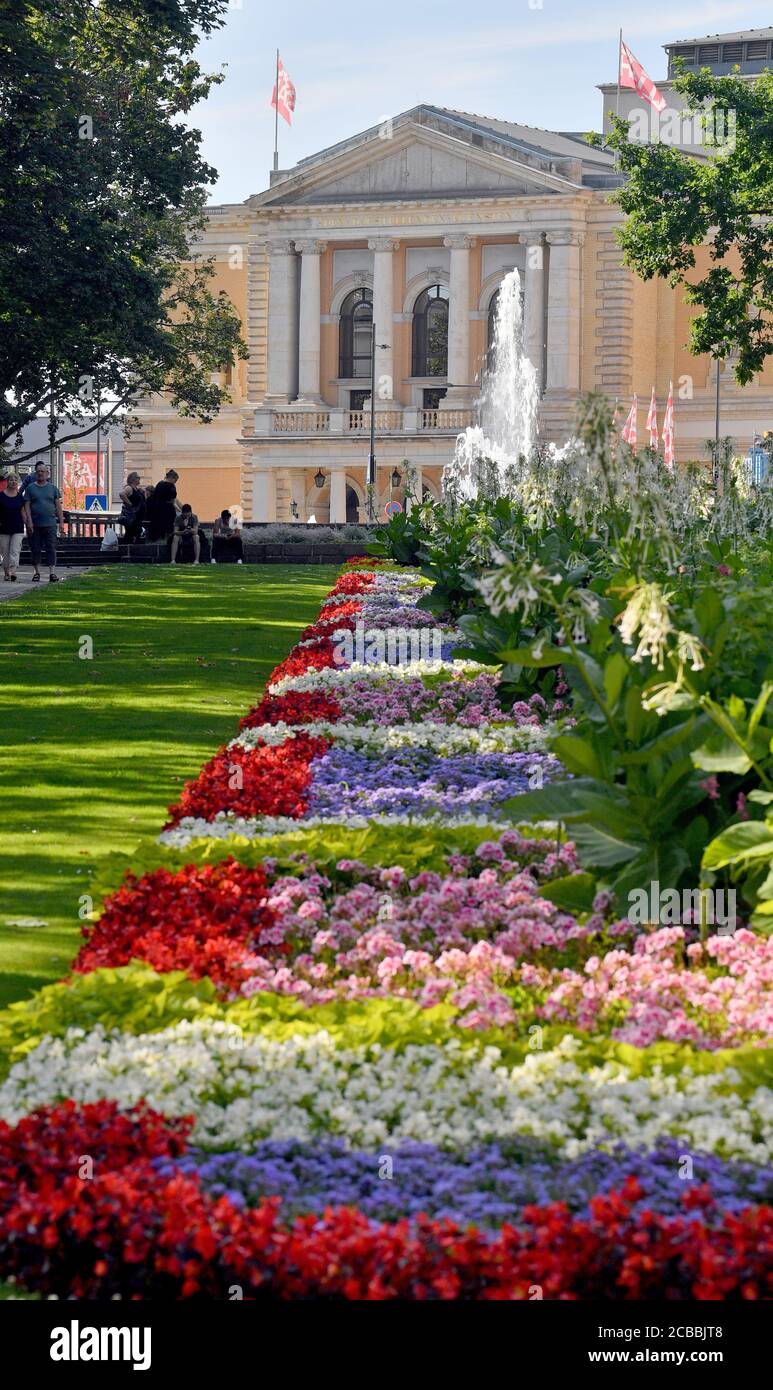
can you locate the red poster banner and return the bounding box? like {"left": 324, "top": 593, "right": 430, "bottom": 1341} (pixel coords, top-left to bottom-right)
{"left": 62, "top": 450, "right": 106, "bottom": 509}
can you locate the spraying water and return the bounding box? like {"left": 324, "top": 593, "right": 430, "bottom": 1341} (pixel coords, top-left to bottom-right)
{"left": 442, "top": 268, "right": 539, "bottom": 501}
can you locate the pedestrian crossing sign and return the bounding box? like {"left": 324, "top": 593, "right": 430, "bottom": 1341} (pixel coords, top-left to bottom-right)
{"left": 85, "top": 494, "right": 108, "bottom": 512}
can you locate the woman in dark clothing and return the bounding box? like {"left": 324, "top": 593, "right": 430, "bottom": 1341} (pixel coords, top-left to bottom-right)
{"left": 147, "top": 469, "right": 179, "bottom": 541}
{"left": 118, "top": 471, "right": 146, "bottom": 543}
{"left": 0, "top": 474, "right": 30, "bottom": 581}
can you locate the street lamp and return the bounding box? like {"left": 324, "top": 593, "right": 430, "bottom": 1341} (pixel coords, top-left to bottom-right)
{"left": 391, "top": 467, "right": 401, "bottom": 490}
{"left": 314, "top": 468, "right": 326, "bottom": 489}
{"left": 367, "top": 320, "right": 391, "bottom": 521}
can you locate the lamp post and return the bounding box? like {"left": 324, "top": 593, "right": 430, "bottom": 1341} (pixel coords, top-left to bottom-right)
{"left": 367, "top": 321, "right": 391, "bottom": 521}
{"left": 711, "top": 346, "right": 729, "bottom": 489}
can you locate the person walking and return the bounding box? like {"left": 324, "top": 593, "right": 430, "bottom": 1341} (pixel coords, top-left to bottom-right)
{"left": 146, "top": 469, "right": 179, "bottom": 543}
{"left": 0, "top": 473, "right": 30, "bottom": 582}
{"left": 118, "top": 471, "right": 146, "bottom": 544}
{"left": 24, "top": 460, "right": 63, "bottom": 582}
{"left": 170, "top": 503, "right": 200, "bottom": 564}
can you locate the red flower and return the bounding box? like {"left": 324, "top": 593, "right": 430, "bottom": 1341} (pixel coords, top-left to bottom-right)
{"left": 166, "top": 734, "right": 329, "bottom": 826}
{"left": 268, "top": 638, "right": 340, "bottom": 687}
{"left": 73, "top": 858, "right": 278, "bottom": 992}
{"left": 329, "top": 572, "right": 376, "bottom": 595}
{"left": 240, "top": 689, "right": 341, "bottom": 730}
{"left": 2, "top": 1107, "right": 772, "bottom": 1301}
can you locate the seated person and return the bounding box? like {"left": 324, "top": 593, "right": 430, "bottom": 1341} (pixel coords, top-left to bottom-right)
{"left": 170, "top": 503, "right": 200, "bottom": 564}
{"left": 211, "top": 509, "right": 244, "bottom": 563}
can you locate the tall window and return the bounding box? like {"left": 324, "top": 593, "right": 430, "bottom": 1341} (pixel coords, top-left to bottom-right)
{"left": 486, "top": 289, "right": 500, "bottom": 371}
{"left": 339, "top": 288, "right": 373, "bottom": 378}
{"left": 412, "top": 284, "right": 449, "bottom": 377}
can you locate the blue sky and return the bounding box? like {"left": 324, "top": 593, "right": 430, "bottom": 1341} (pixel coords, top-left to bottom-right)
{"left": 196, "top": 1, "right": 773, "bottom": 203}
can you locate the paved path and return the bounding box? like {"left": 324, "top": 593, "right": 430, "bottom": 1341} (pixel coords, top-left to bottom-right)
{"left": 0, "top": 567, "right": 91, "bottom": 602}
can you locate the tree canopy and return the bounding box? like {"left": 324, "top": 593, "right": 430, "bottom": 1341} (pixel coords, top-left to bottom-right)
{"left": 0, "top": 0, "right": 247, "bottom": 456}
{"left": 599, "top": 66, "right": 773, "bottom": 385}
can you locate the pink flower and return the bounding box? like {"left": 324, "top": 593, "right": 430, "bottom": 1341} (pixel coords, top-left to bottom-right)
{"left": 700, "top": 776, "right": 720, "bottom": 801}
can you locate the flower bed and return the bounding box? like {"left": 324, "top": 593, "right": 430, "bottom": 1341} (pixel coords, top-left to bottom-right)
{"left": 1, "top": 562, "right": 772, "bottom": 1301}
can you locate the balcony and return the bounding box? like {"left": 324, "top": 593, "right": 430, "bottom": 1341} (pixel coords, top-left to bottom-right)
{"left": 253, "top": 405, "right": 475, "bottom": 439}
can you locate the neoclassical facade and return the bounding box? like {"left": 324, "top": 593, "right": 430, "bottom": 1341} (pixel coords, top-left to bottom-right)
{"left": 128, "top": 65, "right": 773, "bottom": 521}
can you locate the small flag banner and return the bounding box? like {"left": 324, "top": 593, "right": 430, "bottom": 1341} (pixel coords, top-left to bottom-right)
{"left": 621, "top": 395, "right": 638, "bottom": 448}
{"left": 272, "top": 57, "right": 296, "bottom": 126}
{"left": 662, "top": 382, "right": 675, "bottom": 468}
{"left": 619, "top": 39, "right": 667, "bottom": 114}
{"left": 646, "top": 387, "right": 658, "bottom": 449}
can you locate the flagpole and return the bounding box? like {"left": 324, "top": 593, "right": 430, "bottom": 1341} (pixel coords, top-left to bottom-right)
{"left": 273, "top": 48, "right": 279, "bottom": 172}
{"left": 616, "top": 29, "right": 622, "bottom": 121}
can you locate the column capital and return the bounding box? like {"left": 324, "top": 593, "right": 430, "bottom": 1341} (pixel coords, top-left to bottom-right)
{"left": 520, "top": 230, "right": 546, "bottom": 247}
{"left": 546, "top": 229, "right": 585, "bottom": 247}
{"left": 269, "top": 238, "right": 297, "bottom": 256}
{"left": 294, "top": 238, "right": 328, "bottom": 255}
{"left": 368, "top": 236, "right": 400, "bottom": 253}
{"left": 443, "top": 234, "right": 476, "bottom": 250}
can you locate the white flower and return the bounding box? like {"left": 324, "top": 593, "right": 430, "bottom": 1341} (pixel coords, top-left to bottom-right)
{"left": 618, "top": 582, "right": 674, "bottom": 670}
{"left": 230, "top": 721, "right": 557, "bottom": 758}
{"left": 675, "top": 630, "right": 705, "bottom": 672}
{"left": 2, "top": 1024, "right": 769, "bottom": 1163}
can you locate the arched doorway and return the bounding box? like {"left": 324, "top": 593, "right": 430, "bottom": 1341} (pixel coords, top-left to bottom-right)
{"left": 345, "top": 484, "right": 359, "bottom": 523}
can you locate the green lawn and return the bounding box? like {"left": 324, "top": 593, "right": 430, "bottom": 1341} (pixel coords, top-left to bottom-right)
{"left": 0, "top": 563, "right": 339, "bottom": 1008}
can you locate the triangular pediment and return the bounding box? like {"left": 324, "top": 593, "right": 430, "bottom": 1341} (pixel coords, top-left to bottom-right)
{"left": 250, "top": 109, "right": 587, "bottom": 209}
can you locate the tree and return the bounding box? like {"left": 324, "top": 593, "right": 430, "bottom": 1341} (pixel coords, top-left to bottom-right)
{"left": 599, "top": 67, "right": 773, "bottom": 384}
{"left": 0, "top": 0, "right": 247, "bottom": 459}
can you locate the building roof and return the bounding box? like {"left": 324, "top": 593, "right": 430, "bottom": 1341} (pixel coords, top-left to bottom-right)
{"left": 433, "top": 107, "right": 610, "bottom": 163}
{"left": 270, "top": 103, "right": 617, "bottom": 204}
{"left": 665, "top": 28, "right": 773, "bottom": 46}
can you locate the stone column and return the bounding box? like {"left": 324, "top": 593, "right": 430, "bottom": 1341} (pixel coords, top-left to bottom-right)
{"left": 443, "top": 234, "right": 476, "bottom": 404}
{"left": 545, "top": 229, "right": 584, "bottom": 393}
{"left": 295, "top": 239, "right": 326, "bottom": 402}
{"left": 329, "top": 468, "right": 347, "bottom": 524}
{"left": 368, "top": 238, "right": 398, "bottom": 403}
{"left": 253, "top": 468, "right": 277, "bottom": 522}
{"left": 266, "top": 239, "right": 298, "bottom": 402}
{"left": 523, "top": 233, "right": 547, "bottom": 393}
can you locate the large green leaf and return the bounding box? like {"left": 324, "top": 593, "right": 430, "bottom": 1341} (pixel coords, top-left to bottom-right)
{"left": 702, "top": 821, "right": 773, "bottom": 870}
{"left": 691, "top": 733, "right": 752, "bottom": 775}
{"left": 607, "top": 841, "right": 691, "bottom": 907}
{"left": 603, "top": 652, "right": 629, "bottom": 709}
{"left": 619, "top": 715, "right": 700, "bottom": 766}
{"left": 749, "top": 683, "right": 773, "bottom": 737}
{"left": 551, "top": 735, "right": 603, "bottom": 779}
{"left": 694, "top": 587, "right": 724, "bottom": 639}
{"left": 569, "top": 820, "right": 646, "bottom": 868}
{"left": 538, "top": 872, "right": 597, "bottom": 912}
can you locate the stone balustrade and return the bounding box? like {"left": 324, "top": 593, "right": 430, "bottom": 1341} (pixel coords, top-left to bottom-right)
{"left": 254, "top": 406, "right": 474, "bottom": 437}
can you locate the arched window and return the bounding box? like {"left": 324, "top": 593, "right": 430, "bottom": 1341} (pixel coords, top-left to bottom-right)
{"left": 412, "top": 284, "right": 449, "bottom": 377}
{"left": 486, "top": 289, "right": 500, "bottom": 371}
{"left": 339, "top": 288, "right": 373, "bottom": 378}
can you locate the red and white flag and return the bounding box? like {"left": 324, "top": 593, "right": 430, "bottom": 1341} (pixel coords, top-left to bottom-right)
{"left": 621, "top": 395, "right": 638, "bottom": 448}
{"left": 662, "top": 382, "right": 675, "bottom": 469}
{"left": 271, "top": 57, "right": 296, "bottom": 126}
{"left": 646, "top": 387, "right": 658, "bottom": 449}
{"left": 619, "top": 39, "right": 667, "bottom": 114}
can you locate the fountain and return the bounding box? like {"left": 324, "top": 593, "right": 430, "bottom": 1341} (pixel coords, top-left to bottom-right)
{"left": 442, "top": 268, "right": 539, "bottom": 501}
